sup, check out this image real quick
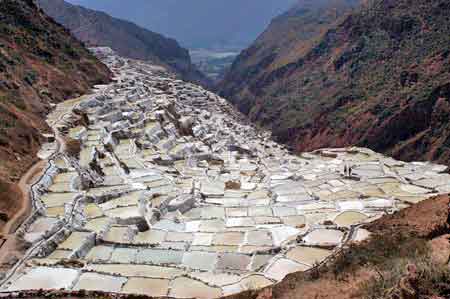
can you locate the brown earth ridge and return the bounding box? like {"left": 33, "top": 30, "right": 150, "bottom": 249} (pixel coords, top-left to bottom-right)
{"left": 244, "top": 195, "right": 450, "bottom": 299}
{"left": 219, "top": 0, "right": 450, "bottom": 167}
{"left": 0, "top": 0, "right": 111, "bottom": 230}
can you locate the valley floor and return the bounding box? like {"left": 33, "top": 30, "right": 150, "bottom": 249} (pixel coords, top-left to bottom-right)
{"left": 0, "top": 48, "right": 449, "bottom": 298}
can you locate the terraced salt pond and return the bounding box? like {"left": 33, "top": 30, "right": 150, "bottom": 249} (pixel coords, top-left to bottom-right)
{"left": 3, "top": 48, "right": 450, "bottom": 298}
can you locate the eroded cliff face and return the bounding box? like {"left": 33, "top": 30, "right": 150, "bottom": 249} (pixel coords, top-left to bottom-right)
{"left": 0, "top": 0, "right": 111, "bottom": 225}
{"left": 38, "top": 0, "right": 210, "bottom": 87}
{"left": 219, "top": 0, "right": 450, "bottom": 166}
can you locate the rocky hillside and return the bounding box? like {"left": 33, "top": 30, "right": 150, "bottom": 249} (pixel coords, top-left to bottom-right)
{"left": 219, "top": 0, "right": 450, "bottom": 166}
{"left": 219, "top": 0, "right": 360, "bottom": 111}
{"left": 38, "top": 0, "right": 209, "bottom": 86}
{"left": 0, "top": 0, "right": 110, "bottom": 227}
{"left": 240, "top": 195, "right": 450, "bottom": 299}
{"left": 64, "top": 0, "right": 298, "bottom": 50}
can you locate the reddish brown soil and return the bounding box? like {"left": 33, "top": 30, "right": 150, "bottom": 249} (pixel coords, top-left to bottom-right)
{"left": 0, "top": 160, "right": 47, "bottom": 278}
{"left": 0, "top": 0, "right": 111, "bottom": 231}
{"left": 367, "top": 195, "right": 450, "bottom": 237}
{"left": 428, "top": 235, "right": 450, "bottom": 265}
{"left": 269, "top": 269, "right": 375, "bottom": 299}
{"left": 226, "top": 195, "right": 450, "bottom": 299}
{"left": 3, "top": 160, "right": 47, "bottom": 235}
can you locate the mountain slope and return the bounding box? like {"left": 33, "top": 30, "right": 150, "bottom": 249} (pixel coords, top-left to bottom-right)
{"left": 0, "top": 0, "right": 110, "bottom": 227}
{"left": 38, "top": 0, "right": 209, "bottom": 86}
{"left": 220, "top": 0, "right": 450, "bottom": 166}
{"left": 65, "top": 0, "right": 298, "bottom": 50}
{"left": 220, "top": 0, "right": 360, "bottom": 113}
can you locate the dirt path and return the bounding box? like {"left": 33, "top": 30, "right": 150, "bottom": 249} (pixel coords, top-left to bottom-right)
{"left": 0, "top": 108, "right": 66, "bottom": 273}
{"left": 0, "top": 92, "right": 97, "bottom": 281}
{"left": 2, "top": 160, "right": 47, "bottom": 235}
{"left": 1, "top": 118, "right": 66, "bottom": 237}
{"left": 0, "top": 92, "right": 84, "bottom": 242}
{"left": 0, "top": 159, "right": 47, "bottom": 276}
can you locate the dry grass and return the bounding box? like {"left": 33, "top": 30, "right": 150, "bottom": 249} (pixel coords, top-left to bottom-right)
{"left": 330, "top": 233, "right": 430, "bottom": 279}
{"left": 265, "top": 196, "right": 450, "bottom": 299}
{"left": 359, "top": 257, "right": 450, "bottom": 299}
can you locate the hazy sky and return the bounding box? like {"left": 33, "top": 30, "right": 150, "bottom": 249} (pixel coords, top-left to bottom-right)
{"left": 65, "top": 0, "right": 297, "bottom": 49}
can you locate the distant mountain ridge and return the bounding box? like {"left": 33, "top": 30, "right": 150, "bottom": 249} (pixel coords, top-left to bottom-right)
{"left": 0, "top": 0, "right": 110, "bottom": 225}
{"left": 65, "top": 0, "right": 298, "bottom": 50}
{"left": 220, "top": 0, "right": 450, "bottom": 166}
{"left": 38, "top": 0, "right": 209, "bottom": 86}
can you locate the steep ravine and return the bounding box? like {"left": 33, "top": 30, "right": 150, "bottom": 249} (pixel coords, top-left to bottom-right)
{"left": 219, "top": 0, "right": 450, "bottom": 167}
{"left": 38, "top": 0, "right": 210, "bottom": 87}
